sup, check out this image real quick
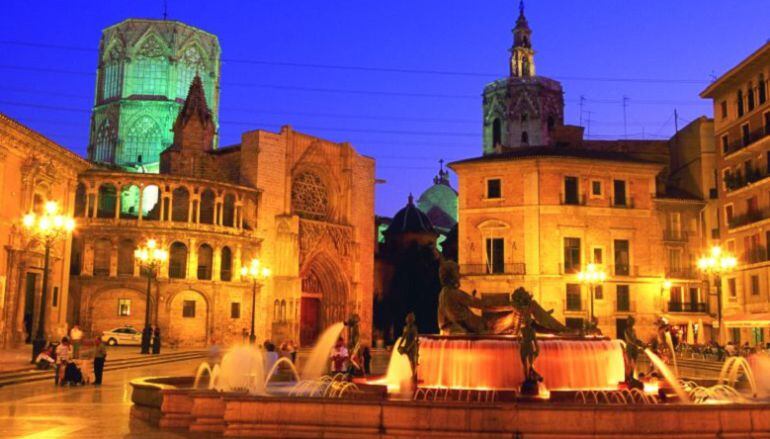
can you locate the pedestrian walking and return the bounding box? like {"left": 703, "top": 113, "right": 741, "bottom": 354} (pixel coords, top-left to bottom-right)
{"left": 152, "top": 326, "right": 161, "bottom": 354}
{"left": 69, "top": 324, "right": 83, "bottom": 359}
{"left": 55, "top": 337, "right": 72, "bottom": 385}
{"left": 93, "top": 336, "right": 107, "bottom": 385}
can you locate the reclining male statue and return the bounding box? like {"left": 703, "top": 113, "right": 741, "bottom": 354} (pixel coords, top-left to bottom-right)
{"left": 437, "top": 261, "right": 567, "bottom": 335}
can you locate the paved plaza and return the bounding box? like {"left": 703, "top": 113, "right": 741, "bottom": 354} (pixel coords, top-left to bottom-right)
{"left": 0, "top": 358, "right": 204, "bottom": 438}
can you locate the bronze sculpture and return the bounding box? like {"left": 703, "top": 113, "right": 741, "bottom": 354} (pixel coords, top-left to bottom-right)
{"left": 623, "top": 316, "right": 645, "bottom": 389}
{"left": 344, "top": 314, "right": 362, "bottom": 375}
{"left": 397, "top": 312, "right": 420, "bottom": 383}
{"left": 519, "top": 313, "right": 542, "bottom": 395}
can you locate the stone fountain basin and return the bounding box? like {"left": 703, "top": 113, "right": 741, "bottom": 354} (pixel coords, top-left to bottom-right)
{"left": 131, "top": 376, "right": 770, "bottom": 437}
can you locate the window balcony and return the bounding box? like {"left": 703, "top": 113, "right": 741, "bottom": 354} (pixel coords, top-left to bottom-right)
{"left": 611, "top": 197, "right": 635, "bottom": 208}
{"left": 610, "top": 264, "right": 637, "bottom": 277}
{"left": 724, "top": 168, "right": 770, "bottom": 192}
{"left": 615, "top": 300, "right": 636, "bottom": 313}
{"left": 723, "top": 126, "right": 770, "bottom": 156}
{"left": 564, "top": 296, "right": 583, "bottom": 312}
{"left": 743, "top": 246, "right": 768, "bottom": 264}
{"left": 662, "top": 230, "right": 688, "bottom": 242}
{"left": 667, "top": 302, "right": 709, "bottom": 313}
{"left": 560, "top": 193, "right": 587, "bottom": 206}
{"left": 665, "top": 267, "right": 699, "bottom": 279}
{"left": 460, "top": 263, "right": 526, "bottom": 276}
{"left": 728, "top": 209, "right": 770, "bottom": 229}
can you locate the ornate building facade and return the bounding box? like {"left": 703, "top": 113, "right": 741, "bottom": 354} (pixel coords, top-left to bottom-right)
{"left": 88, "top": 19, "right": 221, "bottom": 171}
{"left": 72, "top": 77, "right": 375, "bottom": 347}
{"left": 0, "top": 113, "right": 90, "bottom": 347}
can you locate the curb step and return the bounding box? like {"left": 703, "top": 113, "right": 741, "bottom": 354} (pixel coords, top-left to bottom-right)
{"left": 0, "top": 351, "right": 205, "bottom": 387}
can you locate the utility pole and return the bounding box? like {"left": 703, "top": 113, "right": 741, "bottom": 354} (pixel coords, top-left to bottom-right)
{"left": 674, "top": 108, "right": 679, "bottom": 133}
{"left": 622, "top": 96, "right": 629, "bottom": 139}
{"left": 585, "top": 111, "right": 593, "bottom": 138}
{"left": 163, "top": 0, "right": 168, "bottom": 20}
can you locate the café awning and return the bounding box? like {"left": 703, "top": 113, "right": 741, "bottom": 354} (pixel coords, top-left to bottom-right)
{"left": 724, "top": 312, "right": 770, "bottom": 328}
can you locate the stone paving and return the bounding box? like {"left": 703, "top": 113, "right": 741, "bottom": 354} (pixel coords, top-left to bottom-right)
{"left": 0, "top": 358, "right": 205, "bottom": 438}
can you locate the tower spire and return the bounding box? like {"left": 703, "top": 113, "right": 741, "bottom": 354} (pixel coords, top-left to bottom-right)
{"left": 510, "top": 0, "right": 535, "bottom": 78}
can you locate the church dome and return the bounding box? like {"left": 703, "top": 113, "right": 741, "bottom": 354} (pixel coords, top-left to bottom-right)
{"left": 386, "top": 194, "right": 437, "bottom": 236}
{"left": 416, "top": 164, "right": 457, "bottom": 233}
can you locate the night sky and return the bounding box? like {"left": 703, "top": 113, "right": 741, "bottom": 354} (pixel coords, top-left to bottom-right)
{"left": 1, "top": 1, "right": 767, "bottom": 215}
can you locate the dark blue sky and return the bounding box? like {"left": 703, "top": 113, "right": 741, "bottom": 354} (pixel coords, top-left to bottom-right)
{"left": 1, "top": 1, "right": 767, "bottom": 215}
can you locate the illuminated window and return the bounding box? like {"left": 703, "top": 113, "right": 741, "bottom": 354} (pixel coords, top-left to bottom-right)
{"left": 566, "top": 284, "right": 581, "bottom": 311}
{"left": 563, "top": 238, "right": 581, "bottom": 273}
{"left": 122, "top": 116, "right": 161, "bottom": 165}
{"left": 728, "top": 278, "right": 737, "bottom": 297}
{"left": 118, "top": 299, "right": 131, "bottom": 316}
{"left": 103, "top": 62, "right": 123, "bottom": 99}
{"left": 132, "top": 54, "right": 168, "bottom": 96}
{"left": 177, "top": 46, "right": 210, "bottom": 104}
{"left": 182, "top": 300, "right": 196, "bottom": 318}
{"left": 485, "top": 237, "right": 504, "bottom": 274}
{"left": 751, "top": 275, "right": 760, "bottom": 296}
{"left": 169, "top": 242, "right": 188, "bottom": 279}
{"left": 94, "top": 119, "right": 116, "bottom": 163}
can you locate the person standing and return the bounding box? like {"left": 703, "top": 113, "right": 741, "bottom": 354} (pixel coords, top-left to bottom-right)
{"left": 69, "top": 324, "right": 83, "bottom": 359}
{"left": 329, "top": 337, "right": 349, "bottom": 375}
{"left": 287, "top": 340, "right": 297, "bottom": 364}
{"left": 54, "top": 337, "right": 71, "bottom": 385}
{"left": 92, "top": 336, "right": 107, "bottom": 385}
{"left": 152, "top": 326, "right": 161, "bottom": 355}
{"left": 362, "top": 346, "right": 372, "bottom": 376}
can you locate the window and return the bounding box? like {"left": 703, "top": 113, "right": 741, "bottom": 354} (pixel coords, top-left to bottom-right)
{"left": 564, "top": 176, "right": 579, "bottom": 204}
{"left": 521, "top": 131, "right": 529, "bottom": 145}
{"left": 738, "top": 90, "right": 745, "bottom": 117}
{"left": 721, "top": 135, "right": 729, "bottom": 155}
{"left": 122, "top": 116, "right": 162, "bottom": 165}
{"left": 521, "top": 113, "right": 528, "bottom": 122}
{"left": 760, "top": 74, "right": 767, "bottom": 105}
{"left": 594, "top": 285, "right": 603, "bottom": 300}
{"left": 492, "top": 118, "right": 502, "bottom": 145}
{"left": 616, "top": 285, "right": 630, "bottom": 312}
{"left": 751, "top": 275, "right": 761, "bottom": 296}
{"left": 177, "top": 46, "right": 209, "bottom": 102}
{"left": 169, "top": 242, "right": 188, "bottom": 279}
{"left": 94, "top": 119, "right": 117, "bottom": 163}
{"left": 132, "top": 36, "right": 168, "bottom": 96}
{"left": 566, "top": 284, "right": 582, "bottom": 311}
{"left": 742, "top": 124, "right": 751, "bottom": 147}
{"left": 485, "top": 238, "right": 505, "bottom": 274}
{"left": 748, "top": 196, "right": 759, "bottom": 214}
{"left": 52, "top": 287, "right": 59, "bottom": 307}
{"left": 614, "top": 239, "right": 630, "bottom": 276}
{"left": 486, "top": 179, "right": 501, "bottom": 199}
{"left": 748, "top": 84, "right": 756, "bottom": 111}
{"left": 292, "top": 172, "right": 330, "bottom": 220}
{"left": 592, "top": 247, "right": 603, "bottom": 264}
{"left": 118, "top": 299, "right": 131, "bottom": 316}
{"left": 591, "top": 180, "right": 602, "bottom": 197}
{"left": 220, "top": 246, "right": 232, "bottom": 281}
{"left": 722, "top": 168, "right": 732, "bottom": 190}
{"left": 668, "top": 248, "right": 682, "bottom": 271}
{"left": 731, "top": 328, "right": 741, "bottom": 344}
{"left": 721, "top": 100, "right": 728, "bottom": 120}
{"left": 565, "top": 317, "right": 584, "bottom": 330}
{"left": 231, "top": 302, "right": 241, "bottom": 319}
{"left": 222, "top": 194, "right": 236, "bottom": 227}
{"left": 613, "top": 180, "right": 627, "bottom": 206}
{"left": 93, "top": 238, "right": 111, "bottom": 277}
{"left": 103, "top": 62, "right": 123, "bottom": 100}
{"left": 563, "top": 237, "right": 581, "bottom": 273}
{"left": 725, "top": 204, "right": 734, "bottom": 225}
{"left": 197, "top": 244, "right": 213, "bottom": 280}
{"left": 199, "top": 189, "right": 216, "bottom": 224}
{"left": 669, "top": 212, "right": 682, "bottom": 238}
{"left": 182, "top": 300, "right": 196, "bottom": 318}
{"left": 171, "top": 187, "right": 190, "bottom": 222}
{"left": 728, "top": 278, "right": 737, "bottom": 298}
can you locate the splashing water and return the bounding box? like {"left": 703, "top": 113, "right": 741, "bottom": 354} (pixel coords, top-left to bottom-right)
{"left": 265, "top": 356, "right": 301, "bottom": 385}
{"left": 719, "top": 356, "right": 757, "bottom": 397}
{"left": 382, "top": 337, "right": 413, "bottom": 395}
{"left": 664, "top": 332, "right": 679, "bottom": 377}
{"left": 300, "top": 322, "right": 345, "bottom": 381}
{"left": 216, "top": 345, "right": 267, "bottom": 394}
{"left": 748, "top": 352, "right": 770, "bottom": 397}
{"left": 643, "top": 348, "right": 689, "bottom": 402}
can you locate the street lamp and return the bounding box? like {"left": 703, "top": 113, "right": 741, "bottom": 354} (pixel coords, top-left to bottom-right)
{"left": 240, "top": 258, "right": 271, "bottom": 344}
{"left": 578, "top": 263, "right": 607, "bottom": 329}
{"left": 134, "top": 239, "right": 168, "bottom": 354}
{"left": 21, "top": 201, "right": 75, "bottom": 363}
{"left": 697, "top": 245, "right": 737, "bottom": 344}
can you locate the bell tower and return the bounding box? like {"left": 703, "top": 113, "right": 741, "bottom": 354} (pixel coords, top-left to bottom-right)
{"left": 510, "top": 1, "right": 535, "bottom": 78}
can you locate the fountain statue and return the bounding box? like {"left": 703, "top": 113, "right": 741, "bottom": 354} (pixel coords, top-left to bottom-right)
{"left": 397, "top": 312, "right": 420, "bottom": 384}
{"left": 344, "top": 313, "right": 361, "bottom": 375}
{"left": 519, "top": 313, "right": 542, "bottom": 395}
{"left": 623, "top": 316, "right": 645, "bottom": 390}
{"left": 437, "top": 260, "right": 567, "bottom": 335}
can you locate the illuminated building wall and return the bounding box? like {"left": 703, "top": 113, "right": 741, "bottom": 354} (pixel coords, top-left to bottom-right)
{"left": 88, "top": 19, "right": 220, "bottom": 171}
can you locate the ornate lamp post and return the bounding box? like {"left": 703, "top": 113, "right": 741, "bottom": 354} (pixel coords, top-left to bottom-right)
{"left": 578, "top": 263, "right": 607, "bottom": 328}
{"left": 697, "top": 246, "right": 737, "bottom": 344}
{"left": 240, "top": 258, "right": 271, "bottom": 344}
{"left": 134, "top": 239, "right": 168, "bottom": 354}
{"left": 21, "top": 201, "right": 75, "bottom": 362}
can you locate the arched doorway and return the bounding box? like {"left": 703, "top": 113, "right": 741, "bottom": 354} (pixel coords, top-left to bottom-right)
{"left": 300, "top": 254, "right": 348, "bottom": 346}
{"left": 167, "top": 290, "right": 208, "bottom": 346}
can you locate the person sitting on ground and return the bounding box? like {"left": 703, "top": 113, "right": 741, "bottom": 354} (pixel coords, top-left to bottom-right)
{"left": 35, "top": 346, "right": 56, "bottom": 370}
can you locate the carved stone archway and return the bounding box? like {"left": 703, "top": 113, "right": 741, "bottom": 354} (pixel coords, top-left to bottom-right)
{"left": 299, "top": 252, "right": 348, "bottom": 346}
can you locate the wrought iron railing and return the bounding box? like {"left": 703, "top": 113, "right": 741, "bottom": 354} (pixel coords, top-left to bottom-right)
{"left": 668, "top": 302, "right": 708, "bottom": 313}
{"left": 460, "top": 263, "right": 526, "bottom": 276}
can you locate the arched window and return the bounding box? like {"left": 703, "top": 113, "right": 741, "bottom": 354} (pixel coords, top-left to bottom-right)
{"left": 169, "top": 242, "right": 188, "bottom": 279}
{"left": 521, "top": 131, "right": 529, "bottom": 145}
{"left": 748, "top": 83, "right": 756, "bottom": 111}
{"left": 120, "top": 185, "right": 141, "bottom": 219}
{"left": 280, "top": 300, "right": 287, "bottom": 322}
{"left": 74, "top": 183, "right": 87, "bottom": 217}
{"left": 102, "top": 45, "right": 123, "bottom": 100}
{"left": 737, "top": 89, "right": 745, "bottom": 117}
{"left": 759, "top": 74, "right": 767, "bottom": 105}
{"left": 142, "top": 185, "right": 160, "bottom": 220}
{"left": 291, "top": 172, "right": 329, "bottom": 220}
{"left": 122, "top": 116, "right": 161, "bottom": 165}
{"left": 93, "top": 238, "right": 111, "bottom": 276}
{"left": 197, "top": 244, "right": 213, "bottom": 280}
{"left": 220, "top": 246, "right": 232, "bottom": 281}
{"left": 132, "top": 36, "right": 168, "bottom": 96}
{"left": 171, "top": 187, "right": 190, "bottom": 222}
{"left": 199, "top": 189, "right": 216, "bottom": 224}
{"left": 32, "top": 193, "right": 44, "bottom": 215}
{"left": 117, "top": 239, "right": 135, "bottom": 276}
{"left": 492, "top": 118, "right": 502, "bottom": 146}
{"left": 176, "top": 46, "right": 211, "bottom": 104}
{"left": 97, "top": 183, "right": 117, "bottom": 218}
{"left": 222, "top": 193, "right": 236, "bottom": 227}
{"left": 93, "top": 119, "right": 116, "bottom": 163}
{"left": 273, "top": 300, "right": 280, "bottom": 321}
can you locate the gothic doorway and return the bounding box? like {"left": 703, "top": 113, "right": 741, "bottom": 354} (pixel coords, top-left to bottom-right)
{"left": 23, "top": 273, "right": 38, "bottom": 343}
{"left": 299, "top": 253, "right": 348, "bottom": 347}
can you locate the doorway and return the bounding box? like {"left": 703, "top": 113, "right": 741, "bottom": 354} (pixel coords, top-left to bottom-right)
{"left": 300, "top": 296, "right": 320, "bottom": 346}
{"left": 23, "top": 273, "right": 38, "bottom": 343}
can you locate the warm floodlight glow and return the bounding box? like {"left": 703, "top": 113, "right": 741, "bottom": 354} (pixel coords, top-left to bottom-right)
{"left": 578, "top": 263, "right": 606, "bottom": 285}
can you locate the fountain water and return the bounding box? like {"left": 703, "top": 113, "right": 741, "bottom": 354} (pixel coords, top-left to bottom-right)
{"left": 380, "top": 337, "right": 413, "bottom": 395}
{"left": 718, "top": 356, "right": 757, "bottom": 396}
{"left": 643, "top": 348, "right": 689, "bottom": 402}
{"left": 264, "top": 356, "right": 301, "bottom": 385}
{"left": 664, "top": 331, "right": 679, "bottom": 377}
{"left": 300, "top": 322, "right": 345, "bottom": 381}
{"left": 748, "top": 352, "right": 770, "bottom": 396}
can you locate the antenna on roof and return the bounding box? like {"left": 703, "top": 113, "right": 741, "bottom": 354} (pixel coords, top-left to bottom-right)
{"left": 163, "top": 0, "right": 169, "bottom": 20}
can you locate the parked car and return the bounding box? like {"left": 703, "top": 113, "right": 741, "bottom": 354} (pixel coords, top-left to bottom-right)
{"left": 101, "top": 326, "right": 142, "bottom": 346}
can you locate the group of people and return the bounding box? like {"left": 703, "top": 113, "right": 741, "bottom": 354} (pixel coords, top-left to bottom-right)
{"left": 36, "top": 330, "right": 107, "bottom": 387}
{"left": 144, "top": 326, "right": 162, "bottom": 354}
{"left": 330, "top": 337, "right": 372, "bottom": 376}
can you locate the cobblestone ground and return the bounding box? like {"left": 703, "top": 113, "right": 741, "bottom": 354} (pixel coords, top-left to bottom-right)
{"left": 0, "top": 358, "right": 204, "bottom": 438}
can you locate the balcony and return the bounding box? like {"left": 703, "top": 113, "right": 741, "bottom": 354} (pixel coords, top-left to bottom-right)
{"left": 723, "top": 126, "right": 770, "bottom": 156}
{"left": 743, "top": 246, "right": 768, "bottom": 264}
{"left": 662, "top": 230, "right": 688, "bottom": 242}
{"left": 611, "top": 197, "right": 635, "bottom": 208}
{"left": 615, "top": 300, "right": 636, "bottom": 313}
{"left": 460, "top": 263, "right": 526, "bottom": 276}
{"left": 665, "top": 267, "right": 699, "bottom": 279}
{"left": 728, "top": 208, "right": 770, "bottom": 229}
{"left": 668, "top": 302, "right": 709, "bottom": 313}
{"left": 610, "top": 264, "right": 637, "bottom": 277}
{"left": 560, "top": 193, "right": 587, "bottom": 206}
{"left": 724, "top": 168, "right": 770, "bottom": 192}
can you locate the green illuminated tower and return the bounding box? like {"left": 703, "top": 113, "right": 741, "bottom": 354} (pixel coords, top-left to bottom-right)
{"left": 88, "top": 19, "right": 221, "bottom": 171}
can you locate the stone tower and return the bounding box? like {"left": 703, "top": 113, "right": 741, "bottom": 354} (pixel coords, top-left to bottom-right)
{"left": 482, "top": 1, "right": 565, "bottom": 154}
{"left": 88, "top": 19, "right": 221, "bottom": 171}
